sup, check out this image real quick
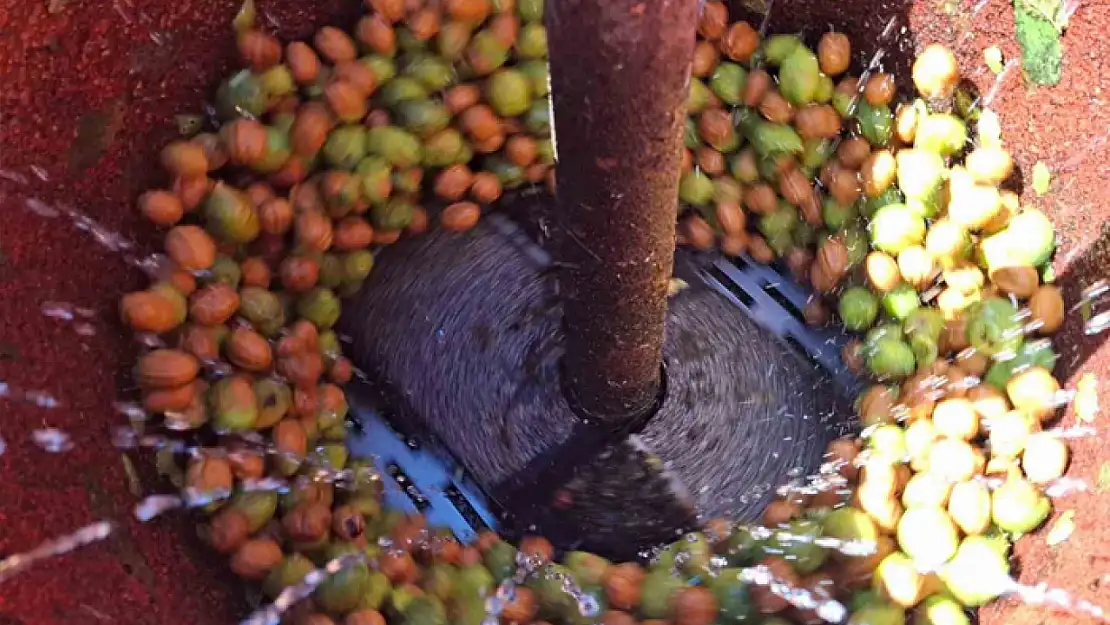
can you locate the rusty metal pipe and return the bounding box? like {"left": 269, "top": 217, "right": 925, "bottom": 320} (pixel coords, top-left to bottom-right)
{"left": 546, "top": 0, "right": 698, "bottom": 424}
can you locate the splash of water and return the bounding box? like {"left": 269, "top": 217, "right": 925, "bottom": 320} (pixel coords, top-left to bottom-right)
{"left": 41, "top": 301, "right": 98, "bottom": 337}
{"left": 0, "top": 381, "right": 61, "bottom": 408}
{"left": 13, "top": 191, "right": 175, "bottom": 278}
{"left": 747, "top": 524, "right": 877, "bottom": 558}
{"left": 734, "top": 563, "right": 847, "bottom": 623}
{"left": 980, "top": 59, "right": 1019, "bottom": 108}
{"left": 841, "top": 17, "right": 901, "bottom": 120}
{"left": 31, "top": 427, "right": 74, "bottom": 453}
{"left": 482, "top": 551, "right": 546, "bottom": 625}
{"left": 482, "top": 551, "right": 600, "bottom": 625}
{"left": 0, "top": 521, "right": 115, "bottom": 584}
{"left": 1073, "top": 280, "right": 1110, "bottom": 335}
{"left": 111, "top": 426, "right": 380, "bottom": 490}
{"left": 1006, "top": 578, "right": 1109, "bottom": 622}
{"left": 239, "top": 551, "right": 367, "bottom": 625}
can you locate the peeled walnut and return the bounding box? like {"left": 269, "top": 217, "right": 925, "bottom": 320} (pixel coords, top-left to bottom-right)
{"left": 751, "top": 557, "right": 801, "bottom": 612}
{"left": 743, "top": 69, "right": 772, "bottom": 106}
{"left": 857, "top": 384, "right": 897, "bottom": 427}
{"left": 828, "top": 164, "right": 862, "bottom": 207}
{"left": 720, "top": 21, "right": 760, "bottom": 62}
{"left": 603, "top": 563, "right": 645, "bottom": 611}
{"left": 837, "top": 137, "right": 872, "bottom": 169}
{"left": 682, "top": 216, "right": 715, "bottom": 251}
{"left": 762, "top": 499, "right": 800, "bottom": 526}
{"left": 697, "top": 1, "right": 728, "bottom": 40}
{"left": 502, "top": 587, "right": 540, "bottom": 624}
{"left": 759, "top": 90, "right": 795, "bottom": 124}
{"left": 817, "top": 32, "right": 851, "bottom": 76}
{"left": 748, "top": 235, "right": 775, "bottom": 263}
{"left": 809, "top": 262, "right": 837, "bottom": 295}
{"left": 940, "top": 315, "right": 970, "bottom": 353}
{"left": 841, "top": 339, "right": 865, "bottom": 373}
{"left": 897, "top": 245, "right": 937, "bottom": 291}
{"left": 861, "top": 150, "right": 896, "bottom": 197}
{"left": 865, "top": 251, "right": 902, "bottom": 293}
{"left": 671, "top": 586, "right": 719, "bottom": 625}
{"left": 226, "top": 328, "right": 273, "bottom": 372}
{"left": 804, "top": 298, "right": 831, "bottom": 326}
{"left": 186, "top": 455, "right": 234, "bottom": 493}
{"left": 786, "top": 248, "right": 814, "bottom": 282}
{"left": 779, "top": 168, "right": 814, "bottom": 211}
{"left": 331, "top": 504, "right": 367, "bottom": 541}
{"left": 1028, "top": 285, "right": 1065, "bottom": 334}
{"left": 282, "top": 502, "right": 332, "bottom": 543}
{"left": 744, "top": 183, "right": 779, "bottom": 215}
{"left": 696, "top": 109, "right": 734, "bottom": 148}
{"left": 943, "top": 263, "right": 985, "bottom": 295}
{"left": 863, "top": 73, "right": 896, "bottom": 105}
{"left": 206, "top": 509, "right": 251, "bottom": 553}
{"left": 990, "top": 265, "right": 1039, "bottom": 298}
{"left": 895, "top": 102, "right": 921, "bottom": 144}
{"left": 811, "top": 237, "right": 849, "bottom": 294}
{"left": 137, "top": 349, "right": 200, "bottom": 389}
{"left": 230, "top": 538, "right": 284, "bottom": 579}
{"left": 957, "top": 349, "right": 990, "bottom": 377}
{"left": 795, "top": 105, "right": 842, "bottom": 139}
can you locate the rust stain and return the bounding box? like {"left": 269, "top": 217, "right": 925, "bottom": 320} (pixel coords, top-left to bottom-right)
{"left": 67, "top": 98, "right": 129, "bottom": 177}
{"left": 83, "top": 476, "right": 159, "bottom": 601}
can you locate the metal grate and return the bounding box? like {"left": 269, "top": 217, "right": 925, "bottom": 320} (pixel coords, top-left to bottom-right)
{"left": 345, "top": 392, "right": 501, "bottom": 544}
{"left": 698, "top": 252, "right": 864, "bottom": 397}
{"left": 345, "top": 218, "right": 862, "bottom": 543}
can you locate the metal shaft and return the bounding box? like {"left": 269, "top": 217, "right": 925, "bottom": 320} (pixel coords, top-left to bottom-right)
{"left": 546, "top": 0, "right": 698, "bottom": 424}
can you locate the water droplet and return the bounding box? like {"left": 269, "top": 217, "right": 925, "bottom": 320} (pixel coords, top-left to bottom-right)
{"left": 32, "top": 427, "right": 73, "bottom": 452}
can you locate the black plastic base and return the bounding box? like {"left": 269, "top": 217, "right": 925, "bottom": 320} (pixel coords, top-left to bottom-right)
{"left": 341, "top": 203, "right": 853, "bottom": 558}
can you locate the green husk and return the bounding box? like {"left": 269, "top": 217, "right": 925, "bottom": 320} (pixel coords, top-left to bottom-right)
{"left": 1013, "top": 0, "right": 1065, "bottom": 86}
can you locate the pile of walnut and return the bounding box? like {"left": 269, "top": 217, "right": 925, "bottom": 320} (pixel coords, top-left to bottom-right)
{"left": 115, "top": 0, "right": 1078, "bottom": 624}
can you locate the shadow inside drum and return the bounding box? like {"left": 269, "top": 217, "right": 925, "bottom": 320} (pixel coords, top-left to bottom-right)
{"left": 342, "top": 188, "right": 855, "bottom": 557}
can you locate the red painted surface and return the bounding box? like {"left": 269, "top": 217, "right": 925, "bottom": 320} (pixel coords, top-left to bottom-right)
{"left": 0, "top": 0, "right": 1107, "bottom": 624}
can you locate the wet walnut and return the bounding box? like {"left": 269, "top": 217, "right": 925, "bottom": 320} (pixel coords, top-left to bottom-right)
{"left": 344, "top": 611, "right": 386, "bottom": 625}
{"left": 226, "top": 328, "right": 273, "bottom": 371}
{"left": 602, "top": 563, "right": 645, "bottom": 611}
{"left": 207, "top": 509, "right": 251, "bottom": 553}
{"left": 230, "top": 538, "right": 284, "bottom": 579}
{"left": 601, "top": 611, "right": 636, "bottom": 625}
{"left": 671, "top": 586, "right": 719, "bottom": 625}
{"left": 817, "top": 32, "right": 851, "bottom": 76}
{"left": 697, "top": 1, "right": 728, "bottom": 40}
{"left": 804, "top": 298, "right": 831, "bottom": 327}
{"left": 165, "top": 225, "right": 217, "bottom": 272}
{"left": 282, "top": 502, "right": 332, "bottom": 543}
{"left": 1028, "top": 285, "right": 1065, "bottom": 334}
{"left": 811, "top": 237, "right": 849, "bottom": 293}
{"left": 137, "top": 349, "right": 200, "bottom": 389}
{"left": 841, "top": 339, "right": 865, "bottom": 374}
{"left": 786, "top": 248, "right": 814, "bottom": 282}
{"left": 501, "top": 586, "right": 539, "bottom": 623}
{"left": 378, "top": 549, "right": 419, "bottom": 584}
{"left": 720, "top": 21, "right": 759, "bottom": 62}
{"left": 990, "top": 265, "right": 1039, "bottom": 299}
{"left": 331, "top": 504, "right": 367, "bottom": 541}
{"left": 751, "top": 557, "right": 801, "bottom": 613}
{"left": 761, "top": 499, "right": 800, "bottom": 526}
{"left": 518, "top": 535, "right": 555, "bottom": 564}
{"left": 863, "top": 73, "right": 896, "bottom": 106}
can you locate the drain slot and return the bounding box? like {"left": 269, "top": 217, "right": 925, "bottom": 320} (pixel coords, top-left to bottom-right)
{"left": 762, "top": 282, "right": 806, "bottom": 325}
{"left": 386, "top": 462, "right": 432, "bottom": 510}
{"left": 703, "top": 265, "right": 756, "bottom": 308}
{"left": 443, "top": 484, "right": 490, "bottom": 533}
